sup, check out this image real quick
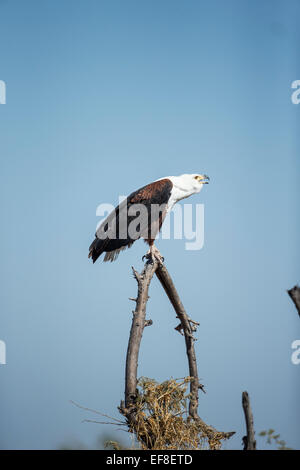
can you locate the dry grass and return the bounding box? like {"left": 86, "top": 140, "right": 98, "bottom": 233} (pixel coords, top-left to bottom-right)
{"left": 126, "top": 377, "right": 209, "bottom": 450}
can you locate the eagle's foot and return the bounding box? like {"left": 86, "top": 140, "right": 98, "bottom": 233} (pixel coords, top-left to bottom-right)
{"left": 142, "top": 245, "right": 164, "bottom": 265}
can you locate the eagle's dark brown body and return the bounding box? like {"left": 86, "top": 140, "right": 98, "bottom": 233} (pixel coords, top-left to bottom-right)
{"left": 88, "top": 178, "right": 173, "bottom": 263}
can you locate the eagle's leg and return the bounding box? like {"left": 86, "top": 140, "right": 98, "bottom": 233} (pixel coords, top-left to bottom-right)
{"left": 143, "top": 241, "right": 164, "bottom": 265}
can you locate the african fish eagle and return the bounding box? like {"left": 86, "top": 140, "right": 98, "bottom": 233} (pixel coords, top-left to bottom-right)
{"left": 88, "top": 173, "right": 209, "bottom": 263}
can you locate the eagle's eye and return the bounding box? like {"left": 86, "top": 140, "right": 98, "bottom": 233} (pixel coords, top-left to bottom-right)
{"left": 194, "top": 174, "right": 210, "bottom": 184}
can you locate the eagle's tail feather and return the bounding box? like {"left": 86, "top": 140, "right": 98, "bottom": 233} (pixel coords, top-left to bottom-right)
{"left": 89, "top": 238, "right": 135, "bottom": 263}
{"left": 88, "top": 238, "right": 106, "bottom": 264}
{"left": 103, "top": 242, "right": 134, "bottom": 262}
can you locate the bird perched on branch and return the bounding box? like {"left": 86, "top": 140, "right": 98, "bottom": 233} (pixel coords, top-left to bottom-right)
{"left": 88, "top": 173, "right": 209, "bottom": 264}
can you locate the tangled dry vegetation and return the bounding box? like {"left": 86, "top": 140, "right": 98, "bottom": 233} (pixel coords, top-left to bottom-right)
{"left": 124, "top": 377, "right": 210, "bottom": 450}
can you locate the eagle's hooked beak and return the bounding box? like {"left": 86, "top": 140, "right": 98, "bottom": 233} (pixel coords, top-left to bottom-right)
{"left": 197, "top": 174, "right": 210, "bottom": 184}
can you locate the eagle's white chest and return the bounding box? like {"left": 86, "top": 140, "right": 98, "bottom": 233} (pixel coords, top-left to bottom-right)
{"left": 167, "top": 185, "right": 196, "bottom": 212}
{"left": 155, "top": 175, "right": 203, "bottom": 213}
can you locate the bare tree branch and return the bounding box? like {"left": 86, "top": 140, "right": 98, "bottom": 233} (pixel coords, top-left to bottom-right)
{"left": 119, "top": 252, "right": 235, "bottom": 449}
{"left": 155, "top": 262, "right": 235, "bottom": 447}
{"left": 119, "top": 259, "right": 158, "bottom": 427}
{"left": 155, "top": 264, "right": 203, "bottom": 412}
{"left": 287, "top": 285, "right": 300, "bottom": 318}
{"left": 242, "top": 391, "right": 256, "bottom": 450}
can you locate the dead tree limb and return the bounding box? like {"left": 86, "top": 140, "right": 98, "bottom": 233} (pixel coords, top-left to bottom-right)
{"left": 119, "top": 259, "right": 158, "bottom": 428}
{"left": 155, "top": 263, "right": 235, "bottom": 448}
{"left": 119, "top": 253, "right": 235, "bottom": 449}
{"left": 242, "top": 391, "right": 256, "bottom": 450}
{"left": 287, "top": 285, "right": 300, "bottom": 318}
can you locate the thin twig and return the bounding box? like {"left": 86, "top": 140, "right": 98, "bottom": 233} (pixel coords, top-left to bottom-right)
{"left": 82, "top": 419, "right": 126, "bottom": 426}
{"left": 70, "top": 400, "right": 124, "bottom": 424}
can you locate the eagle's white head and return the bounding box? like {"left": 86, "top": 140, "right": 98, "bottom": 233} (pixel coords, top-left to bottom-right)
{"left": 160, "top": 173, "right": 209, "bottom": 205}
{"left": 159, "top": 173, "right": 209, "bottom": 190}
{"left": 174, "top": 173, "right": 209, "bottom": 191}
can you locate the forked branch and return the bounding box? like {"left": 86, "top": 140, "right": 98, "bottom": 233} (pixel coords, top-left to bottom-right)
{"left": 119, "top": 251, "right": 235, "bottom": 449}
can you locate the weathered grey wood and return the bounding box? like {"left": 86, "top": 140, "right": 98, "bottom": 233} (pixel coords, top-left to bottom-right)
{"left": 242, "top": 391, "right": 256, "bottom": 450}
{"left": 120, "top": 251, "right": 235, "bottom": 448}
{"left": 155, "top": 264, "right": 200, "bottom": 417}
{"left": 124, "top": 261, "right": 158, "bottom": 410}
{"left": 155, "top": 263, "right": 235, "bottom": 445}
{"left": 287, "top": 285, "right": 300, "bottom": 318}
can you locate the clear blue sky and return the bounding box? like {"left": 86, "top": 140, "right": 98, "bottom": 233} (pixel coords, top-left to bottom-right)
{"left": 0, "top": 0, "right": 299, "bottom": 450}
